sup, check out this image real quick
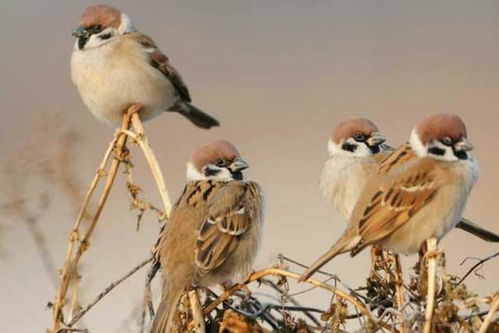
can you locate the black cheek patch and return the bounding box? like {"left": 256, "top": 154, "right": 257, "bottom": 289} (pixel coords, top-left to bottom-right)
{"left": 428, "top": 147, "right": 445, "bottom": 156}
{"left": 204, "top": 167, "right": 220, "bottom": 177}
{"left": 341, "top": 142, "right": 357, "bottom": 152}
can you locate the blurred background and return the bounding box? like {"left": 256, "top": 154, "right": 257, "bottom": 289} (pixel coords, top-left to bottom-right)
{"left": 1, "top": 0, "right": 498, "bottom": 332}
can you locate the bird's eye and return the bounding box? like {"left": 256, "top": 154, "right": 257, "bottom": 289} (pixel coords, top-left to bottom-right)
{"left": 354, "top": 133, "right": 365, "bottom": 141}
{"left": 442, "top": 137, "right": 453, "bottom": 146}
{"left": 216, "top": 159, "right": 226, "bottom": 167}
{"left": 99, "top": 32, "right": 112, "bottom": 40}
{"left": 94, "top": 25, "right": 103, "bottom": 32}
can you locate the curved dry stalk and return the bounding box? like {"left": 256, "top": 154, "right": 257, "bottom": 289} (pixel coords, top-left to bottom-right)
{"left": 202, "top": 267, "right": 392, "bottom": 330}
{"left": 423, "top": 237, "right": 438, "bottom": 333}
{"left": 458, "top": 251, "right": 499, "bottom": 285}
{"left": 478, "top": 294, "right": 499, "bottom": 333}
{"left": 393, "top": 254, "right": 408, "bottom": 333}
{"left": 188, "top": 290, "right": 206, "bottom": 333}
{"left": 50, "top": 111, "right": 132, "bottom": 332}
{"left": 128, "top": 112, "right": 172, "bottom": 217}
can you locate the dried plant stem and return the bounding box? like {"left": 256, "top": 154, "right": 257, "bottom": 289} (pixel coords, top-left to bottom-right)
{"left": 202, "top": 268, "right": 391, "bottom": 330}
{"left": 188, "top": 290, "right": 206, "bottom": 333}
{"left": 458, "top": 251, "right": 499, "bottom": 285}
{"left": 64, "top": 257, "right": 152, "bottom": 328}
{"left": 423, "top": 237, "right": 438, "bottom": 333}
{"left": 50, "top": 111, "right": 132, "bottom": 332}
{"left": 478, "top": 294, "right": 499, "bottom": 333}
{"left": 393, "top": 254, "right": 408, "bottom": 333}
{"left": 128, "top": 112, "right": 172, "bottom": 217}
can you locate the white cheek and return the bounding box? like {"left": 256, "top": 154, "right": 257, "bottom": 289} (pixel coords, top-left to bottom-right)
{"left": 409, "top": 128, "right": 427, "bottom": 157}
{"left": 186, "top": 163, "right": 206, "bottom": 181}
{"left": 82, "top": 28, "right": 118, "bottom": 50}
{"left": 327, "top": 140, "right": 342, "bottom": 156}
{"left": 208, "top": 168, "right": 234, "bottom": 181}
{"left": 434, "top": 142, "right": 458, "bottom": 161}
{"left": 349, "top": 139, "right": 371, "bottom": 157}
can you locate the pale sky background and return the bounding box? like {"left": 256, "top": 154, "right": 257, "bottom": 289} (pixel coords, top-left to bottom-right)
{"left": 1, "top": 1, "right": 498, "bottom": 332}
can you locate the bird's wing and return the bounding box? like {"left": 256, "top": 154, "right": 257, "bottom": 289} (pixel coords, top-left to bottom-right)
{"left": 377, "top": 143, "right": 416, "bottom": 175}
{"left": 353, "top": 159, "right": 440, "bottom": 252}
{"left": 195, "top": 181, "right": 262, "bottom": 275}
{"left": 128, "top": 32, "right": 191, "bottom": 102}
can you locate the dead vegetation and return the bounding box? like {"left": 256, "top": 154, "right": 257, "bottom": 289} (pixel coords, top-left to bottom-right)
{"left": 1, "top": 110, "right": 497, "bottom": 332}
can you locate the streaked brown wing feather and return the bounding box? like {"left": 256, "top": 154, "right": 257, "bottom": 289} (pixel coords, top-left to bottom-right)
{"left": 128, "top": 32, "right": 191, "bottom": 102}
{"left": 357, "top": 160, "right": 438, "bottom": 245}
{"left": 378, "top": 144, "right": 415, "bottom": 175}
{"left": 195, "top": 182, "right": 254, "bottom": 275}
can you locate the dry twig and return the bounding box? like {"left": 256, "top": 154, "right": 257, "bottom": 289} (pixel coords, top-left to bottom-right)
{"left": 423, "top": 237, "right": 438, "bottom": 333}
{"left": 51, "top": 110, "right": 132, "bottom": 332}
{"left": 478, "top": 294, "right": 499, "bottom": 333}
{"left": 62, "top": 257, "right": 152, "bottom": 329}
{"left": 458, "top": 251, "right": 499, "bottom": 285}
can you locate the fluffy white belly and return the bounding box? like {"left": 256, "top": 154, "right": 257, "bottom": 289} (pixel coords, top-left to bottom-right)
{"left": 71, "top": 46, "right": 177, "bottom": 125}
{"left": 320, "top": 157, "right": 369, "bottom": 221}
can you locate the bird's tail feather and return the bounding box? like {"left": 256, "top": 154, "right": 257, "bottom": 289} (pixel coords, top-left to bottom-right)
{"left": 171, "top": 102, "right": 220, "bottom": 129}
{"left": 150, "top": 289, "right": 183, "bottom": 333}
{"left": 299, "top": 235, "right": 361, "bottom": 282}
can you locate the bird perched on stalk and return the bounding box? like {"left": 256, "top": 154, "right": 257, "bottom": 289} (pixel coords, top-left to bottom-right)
{"left": 71, "top": 4, "right": 219, "bottom": 128}
{"left": 151, "top": 140, "right": 264, "bottom": 332}
{"left": 320, "top": 117, "right": 496, "bottom": 241}
{"left": 301, "top": 113, "right": 479, "bottom": 281}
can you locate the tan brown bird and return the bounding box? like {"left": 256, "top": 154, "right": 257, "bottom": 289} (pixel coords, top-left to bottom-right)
{"left": 151, "top": 140, "right": 264, "bottom": 332}
{"left": 71, "top": 5, "right": 219, "bottom": 128}
{"left": 320, "top": 118, "right": 389, "bottom": 221}
{"left": 300, "top": 113, "right": 479, "bottom": 281}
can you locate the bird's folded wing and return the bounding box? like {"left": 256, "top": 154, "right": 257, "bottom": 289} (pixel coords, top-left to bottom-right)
{"left": 128, "top": 32, "right": 191, "bottom": 102}
{"left": 377, "top": 143, "right": 415, "bottom": 174}
{"left": 356, "top": 160, "right": 439, "bottom": 246}
{"left": 195, "top": 182, "right": 259, "bottom": 275}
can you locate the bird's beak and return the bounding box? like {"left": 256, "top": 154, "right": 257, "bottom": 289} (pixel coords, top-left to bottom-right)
{"left": 230, "top": 158, "right": 249, "bottom": 172}
{"left": 455, "top": 137, "right": 474, "bottom": 151}
{"left": 71, "top": 26, "right": 88, "bottom": 38}
{"left": 366, "top": 132, "right": 386, "bottom": 147}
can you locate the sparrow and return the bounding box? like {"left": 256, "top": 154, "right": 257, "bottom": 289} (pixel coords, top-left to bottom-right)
{"left": 151, "top": 140, "right": 264, "bottom": 332}
{"left": 70, "top": 5, "right": 219, "bottom": 128}
{"left": 300, "top": 113, "right": 479, "bottom": 281}
{"left": 320, "top": 118, "right": 388, "bottom": 221}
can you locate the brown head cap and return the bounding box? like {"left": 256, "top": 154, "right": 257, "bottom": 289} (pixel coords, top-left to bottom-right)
{"left": 415, "top": 113, "right": 467, "bottom": 145}
{"left": 189, "top": 140, "right": 241, "bottom": 172}
{"left": 78, "top": 5, "right": 122, "bottom": 29}
{"left": 331, "top": 118, "right": 379, "bottom": 143}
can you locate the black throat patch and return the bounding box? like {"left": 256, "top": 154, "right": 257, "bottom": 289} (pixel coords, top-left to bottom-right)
{"left": 369, "top": 145, "right": 380, "bottom": 154}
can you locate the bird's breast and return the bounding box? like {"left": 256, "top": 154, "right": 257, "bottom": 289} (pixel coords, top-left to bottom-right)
{"left": 71, "top": 45, "right": 177, "bottom": 124}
